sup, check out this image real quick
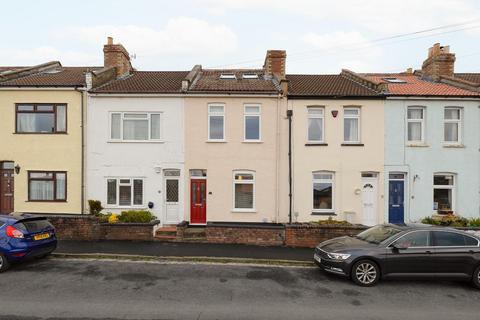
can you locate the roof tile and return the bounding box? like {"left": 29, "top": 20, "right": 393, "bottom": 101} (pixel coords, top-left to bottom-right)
{"left": 92, "top": 71, "right": 188, "bottom": 93}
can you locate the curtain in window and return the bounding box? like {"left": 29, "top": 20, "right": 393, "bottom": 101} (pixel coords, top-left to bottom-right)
{"left": 56, "top": 173, "right": 66, "bottom": 200}
{"left": 444, "top": 123, "right": 458, "bottom": 142}
{"left": 408, "top": 122, "right": 422, "bottom": 141}
{"left": 123, "top": 120, "right": 148, "bottom": 140}
{"left": 119, "top": 185, "right": 131, "bottom": 206}
{"left": 107, "top": 179, "right": 117, "bottom": 205}
{"left": 30, "top": 181, "right": 54, "bottom": 200}
{"left": 17, "top": 114, "right": 37, "bottom": 132}
{"left": 209, "top": 116, "right": 224, "bottom": 139}
{"left": 133, "top": 180, "right": 143, "bottom": 205}
{"left": 344, "top": 118, "right": 358, "bottom": 142}
{"left": 56, "top": 105, "right": 66, "bottom": 132}
{"left": 308, "top": 118, "right": 322, "bottom": 141}
{"left": 235, "top": 184, "right": 253, "bottom": 209}
{"left": 150, "top": 114, "right": 161, "bottom": 139}
{"left": 111, "top": 114, "right": 121, "bottom": 139}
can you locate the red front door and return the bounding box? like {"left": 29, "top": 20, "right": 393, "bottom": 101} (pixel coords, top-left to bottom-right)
{"left": 0, "top": 167, "right": 14, "bottom": 214}
{"left": 190, "top": 179, "right": 206, "bottom": 224}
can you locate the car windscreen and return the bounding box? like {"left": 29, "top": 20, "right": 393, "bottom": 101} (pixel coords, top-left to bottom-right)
{"left": 15, "top": 219, "right": 53, "bottom": 233}
{"left": 355, "top": 225, "right": 402, "bottom": 244}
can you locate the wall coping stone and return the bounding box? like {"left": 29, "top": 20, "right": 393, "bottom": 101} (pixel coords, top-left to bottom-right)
{"left": 100, "top": 220, "right": 160, "bottom": 227}
{"left": 207, "top": 222, "right": 285, "bottom": 229}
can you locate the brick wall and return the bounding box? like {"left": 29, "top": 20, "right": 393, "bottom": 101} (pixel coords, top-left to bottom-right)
{"left": 46, "top": 215, "right": 159, "bottom": 241}
{"left": 285, "top": 224, "right": 368, "bottom": 248}
{"left": 206, "top": 222, "right": 285, "bottom": 246}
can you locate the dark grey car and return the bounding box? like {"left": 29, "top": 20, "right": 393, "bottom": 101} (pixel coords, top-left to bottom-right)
{"left": 314, "top": 224, "right": 480, "bottom": 288}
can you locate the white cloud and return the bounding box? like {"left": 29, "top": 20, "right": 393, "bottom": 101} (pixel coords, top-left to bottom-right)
{"left": 55, "top": 16, "right": 238, "bottom": 56}
{"left": 0, "top": 46, "right": 99, "bottom": 66}
{"left": 302, "top": 31, "right": 373, "bottom": 51}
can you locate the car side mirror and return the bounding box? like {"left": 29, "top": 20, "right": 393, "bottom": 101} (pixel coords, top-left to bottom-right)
{"left": 391, "top": 243, "right": 408, "bottom": 251}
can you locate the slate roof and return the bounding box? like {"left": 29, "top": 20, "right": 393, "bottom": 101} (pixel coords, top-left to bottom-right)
{"left": 0, "top": 67, "right": 100, "bottom": 87}
{"left": 187, "top": 69, "right": 279, "bottom": 94}
{"left": 286, "top": 74, "right": 380, "bottom": 97}
{"left": 362, "top": 73, "right": 480, "bottom": 97}
{"left": 92, "top": 71, "right": 189, "bottom": 94}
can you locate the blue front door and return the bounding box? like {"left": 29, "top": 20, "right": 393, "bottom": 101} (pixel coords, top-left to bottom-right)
{"left": 389, "top": 180, "right": 404, "bottom": 223}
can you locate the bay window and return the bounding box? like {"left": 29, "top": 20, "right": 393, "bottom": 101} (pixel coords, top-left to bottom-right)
{"left": 343, "top": 107, "right": 360, "bottom": 143}
{"left": 233, "top": 171, "right": 255, "bottom": 211}
{"left": 407, "top": 107, "right": 425, "bottom": 143}
{"left": 313, "top": 172, "right": 334, "bottom": 213}
{"left": 28, "top": 171, "right": 66, "bottom": 201}
{"left": 444, "top": 107, "right": 462, "bottom": 143}
{"left": 16, "top": 104, "right": 67, "bottom": 133}
{"left": 433, "top": 174, "right": 455, "bottom": 214}
{"left": 307, "top": 107, "right": 324, "bottom": 143}
{"left": 208, "top": 104, "right": 225, "bottom": 140}
{"left": 106, "top": 178, "right": 144, "bottom": 207}
{"left": 110, "top": 112, "right": 162, "bottom": 141}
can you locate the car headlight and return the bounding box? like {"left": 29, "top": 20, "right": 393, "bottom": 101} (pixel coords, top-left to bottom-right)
{"left": 327, "top": 252, "right": 351, "bottom": 260}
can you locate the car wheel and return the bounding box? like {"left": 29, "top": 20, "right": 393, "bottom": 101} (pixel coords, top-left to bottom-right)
{"left": 0, "top": 255, "right": 10, "bottom": 273}
{"left": 472, "top": 266, "right": 480, "bottom": 289}
{"left": 351, "top": 260, "right": 380, "bottom": 287}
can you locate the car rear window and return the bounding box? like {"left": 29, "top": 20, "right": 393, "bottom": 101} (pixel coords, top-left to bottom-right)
{"left": 432, "top": 231, "right": 478, "bottom": 247}
{"left": 15, "top": 219, "right": 53, "bottom": 233}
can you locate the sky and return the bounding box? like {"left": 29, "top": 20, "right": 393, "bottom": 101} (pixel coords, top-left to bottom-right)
{"left": 1, "top": 0, "right": 480, "bottom": 74}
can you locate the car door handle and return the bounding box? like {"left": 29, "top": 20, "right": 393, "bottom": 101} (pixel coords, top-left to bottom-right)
{"left": 425, "top": 250, "right": 432, "bottom": 254}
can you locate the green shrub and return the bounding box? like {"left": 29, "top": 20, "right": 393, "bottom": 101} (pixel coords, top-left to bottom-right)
{"left": 98, "top": 212, "right": 112, "bottom": 223}
{"left": 421, "top": 216, "right": 439, "bottom": 225}
{"left": 422, "top": 215, "right": 478, "bottom": 227}
{"left": 88, "top": 200, "right": 104, "bottom": 216}
{"left": 311, "top": 217, "right": 352, "bottom": 226}
{"left": 119, "top": 210, "right": 156, "bottom": 223}
{"left": 469, "top": 218, "right": 480, "bottom": 227}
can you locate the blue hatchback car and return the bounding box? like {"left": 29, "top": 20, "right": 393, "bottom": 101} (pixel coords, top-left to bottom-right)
{"left": 0, "top": 213, "right": 57, "bottom": 272}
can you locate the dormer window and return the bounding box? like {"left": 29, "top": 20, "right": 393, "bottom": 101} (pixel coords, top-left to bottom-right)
{"left": 219, "top": 73, "right": 236, "bottom": 80}
{"left": 242, "top": 73, "right": 258, "bottom": 79}
{"left": 383, "top": 77, "right": 407, "bottom": 83}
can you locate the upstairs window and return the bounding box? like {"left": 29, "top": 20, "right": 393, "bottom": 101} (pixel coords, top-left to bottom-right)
{"left": 244, "top": 105, "right": 261, "bottom": 141}
{"left": 343, "top": 107, "right": 360, "bottom": 143}
{"left": 307, "top": 107, "right": 324, "bottom": 143}
{"left": 16, "top": 104, "right": 66, "bottom": 133}
{"left": 444, "top": 107, "right": 462, "bottom": 143}
{"left": 407, "top": 107, "right": 425, "bottom": 143}
{"left": 208, "top": 104, "right": 225, "bottom": 141}
{"left": 110, "top": 112, "right": 161, "bottom": 141}
{"left": 106, "top": 178, "right": 144, "bottom": 207}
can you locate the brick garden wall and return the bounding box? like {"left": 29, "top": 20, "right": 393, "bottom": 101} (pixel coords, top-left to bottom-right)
{"left": 206, "top": 222, "right": 285, "bottom": 246}
{"left": 285, "top": 224, "right": 368, "bottom": 248}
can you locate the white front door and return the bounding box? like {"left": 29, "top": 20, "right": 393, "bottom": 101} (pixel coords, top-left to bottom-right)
{"left": 164, "top": 170, "right": 180, "bottom": 224}
{"left": 361, "top": 175, "right": 378, "bottom": 226}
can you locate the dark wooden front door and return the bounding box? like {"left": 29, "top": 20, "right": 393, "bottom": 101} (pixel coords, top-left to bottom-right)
{"left": 190, "top": 179, "right": 206, "bottom": 224}
{"left": 0, "top": 165, "right": 14, "bottom": 214}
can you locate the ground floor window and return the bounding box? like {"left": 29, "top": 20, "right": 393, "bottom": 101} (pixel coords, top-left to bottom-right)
{"left": 233, "top": 171, "right": 255, "bottom": 211}
{"left": 28, "top": 171, "right": 66, "bottom": 201}
{"left": 313, "top": 171, "right": 334, "bottom": 213}
{"left": 106, "top": 178, "right": 144, "bottom": 207}
{"left": 433, "top": 174, "right": 455, "bottom": 214}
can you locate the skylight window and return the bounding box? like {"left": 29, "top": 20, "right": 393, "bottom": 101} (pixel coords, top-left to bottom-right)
{"left": 383, "top": 77, "right": 407, "bottom": 83}
{"left": 219, "top": 73, "right": 236, "bottom": 80}
{"left": 242, "top": 73, "right": 259, "bottom": 79}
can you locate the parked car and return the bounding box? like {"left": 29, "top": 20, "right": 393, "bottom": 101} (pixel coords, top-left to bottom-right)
{"left": 0, "top": 213, "right": 57, "bottom": 272}
{"left": 314, "top": 223, "right": 480, "bottom": 288}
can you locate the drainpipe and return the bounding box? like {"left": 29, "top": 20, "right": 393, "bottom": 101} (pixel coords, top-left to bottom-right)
{"left": 75, "top": 87, "right": 86, "bottom": 214}
{"left": 286, "top": 109, "right": 293, "bottom": 223}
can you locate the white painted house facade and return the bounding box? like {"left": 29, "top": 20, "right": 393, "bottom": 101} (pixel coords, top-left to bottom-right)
{"left": 86, "top": 93, "right": 186, "bottom": 225}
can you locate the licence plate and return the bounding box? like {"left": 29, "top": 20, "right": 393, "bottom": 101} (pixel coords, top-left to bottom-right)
{"left": 314, "top": 254, "right": 321, "bottom": 263}
{"left": 34, "top": 233, "right": 50, "bottom": 241}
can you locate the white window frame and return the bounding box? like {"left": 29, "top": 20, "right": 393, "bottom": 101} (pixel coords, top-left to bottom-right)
{"left": 307, "top": 107, "right": 325, "bottom": 143}
{"left": 232, "top": 170, "right": 256, "bottom": 212}
{"left": 109, "top": 112, "right": 162, "bottom": 142}
{"left": 207, "top": 104, "right": 225, "bottom": 141}
{"left": 244, "top": 104, "right": 261, "bottom": 142}
{"left": 443, "top": 107, "right": 462, "bottom": 144}
{"left": 433, "top": 173, "right": 456, "bottom": 214}
{"left": 406, "top": 106, "right": 425, "bottom": 144}
{"left": 343, "top": 107, "right": 361, "bottom": 144}
{"left": 105, "top": 177, "right": 145, "bottom": 208}
{"left": 312, "top": 171, "right": 335, "bottom": 213}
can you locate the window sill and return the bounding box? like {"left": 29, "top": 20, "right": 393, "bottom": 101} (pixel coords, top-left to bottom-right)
{"left": 231, "top": 209, "right": 257, "bottom": 213}
{"left": 26, "top": 200, "right": 67, "bottom": 203}
{"left": 311, "top": 211, "right": 337, "bottom": 216}
{"left": 13, "top": 132, "right": 68, "bottom": 135}
{"left": 242, "top": 140, "right": 263, "bottom": 144}
{"left": 406, "top": 142, "right": 430, "bottom": 148}
{"left": 341, "top": 143, "right": 364, "bottom": 146}
{"left": 305, "top": 143, "right": 328, "bottom": 146}
{"left": 443, "top": 144, "right": 465, "bottom": 148}
{"left": 104, "top": 206, "right": 148, "bottom": 210}
{"left": 206, "top": 140, "right": 227, "bottom": 143}
{"left": 108, "top": 140, "right": 165, "bottom": 144}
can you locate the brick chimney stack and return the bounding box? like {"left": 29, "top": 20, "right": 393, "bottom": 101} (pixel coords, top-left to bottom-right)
{"left": 103, "top": 36, "right": 133, "bottom": 77}
{"left": 421, "top": 43, "right": 455, "bottom": 81}
{"left": 264, "top": 50, "right": 287, "bottom": 79}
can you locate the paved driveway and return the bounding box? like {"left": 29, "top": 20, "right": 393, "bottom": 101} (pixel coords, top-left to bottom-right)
{"left": 1, "top": 258, "right": 479, "bottom": 320}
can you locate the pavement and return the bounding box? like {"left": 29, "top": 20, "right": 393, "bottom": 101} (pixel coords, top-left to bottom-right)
{"left": 1, "top": 258, "right": 480, "bottom": 320}
{"left": 56, "top": 240, "right": 314, "bottom": 262}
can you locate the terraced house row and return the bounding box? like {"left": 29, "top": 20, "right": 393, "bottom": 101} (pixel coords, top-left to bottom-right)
{"left": 1, "top": 39, "right": 479, "bottom": 227}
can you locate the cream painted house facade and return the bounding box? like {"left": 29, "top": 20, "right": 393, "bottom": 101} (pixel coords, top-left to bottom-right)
{"left": 0, "top": 64, "right": 87, "bottom": 214}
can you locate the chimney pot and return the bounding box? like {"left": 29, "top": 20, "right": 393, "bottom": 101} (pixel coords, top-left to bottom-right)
{"left": 107, "top": 37, "right": 113, "bottom": 45}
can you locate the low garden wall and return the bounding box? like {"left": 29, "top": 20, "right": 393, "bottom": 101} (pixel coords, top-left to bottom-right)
{"left": 45, "top": 215, "right": 160, "bottom": 241}
{"left": 206, "top": 222, "right": 285, "bottom": 246}
{"left": 285, "top": 224, "right": 368, "bottom": 248}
